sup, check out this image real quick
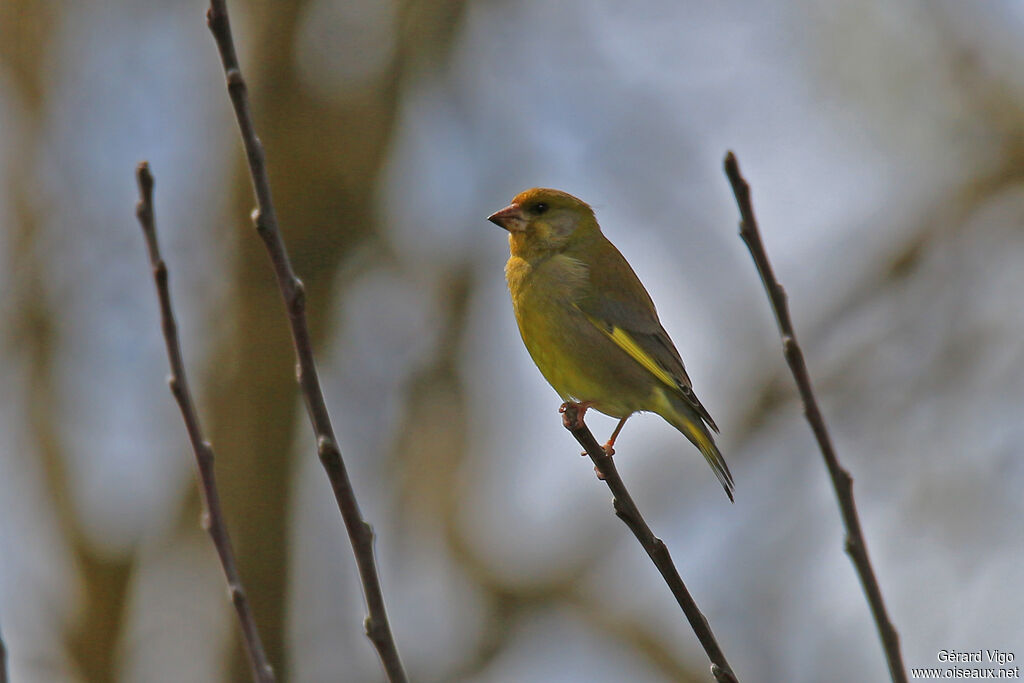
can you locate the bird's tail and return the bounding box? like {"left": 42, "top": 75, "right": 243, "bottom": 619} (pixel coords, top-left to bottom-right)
{"left": 657, "top": 390, "right": 734, "bottom": 502}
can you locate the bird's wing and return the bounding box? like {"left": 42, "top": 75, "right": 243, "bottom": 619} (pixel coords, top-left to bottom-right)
{"left": 573, "top": 239, "right": 718, "bottom": 432}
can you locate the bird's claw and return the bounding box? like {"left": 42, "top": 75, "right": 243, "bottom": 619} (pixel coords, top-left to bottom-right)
{"left": 582, "top": 446, "right": 613, "bottom": 481}
{"left": 560, "top": 401, "right": 590, "bottom": 429}
{"left": 583, "top": 444, "right": 614, "bottom": 457}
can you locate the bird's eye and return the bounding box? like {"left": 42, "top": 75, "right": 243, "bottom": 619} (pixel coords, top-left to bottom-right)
{"left": 532, "top": 202, "right": 549, "bottom": 215}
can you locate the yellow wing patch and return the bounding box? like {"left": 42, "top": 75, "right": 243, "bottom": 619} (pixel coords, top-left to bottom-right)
{"left": 578, "top": 309, "right": 678, "bottom": 391}
{"left": 651, "top": 387, "right": 713, "bottom": 451}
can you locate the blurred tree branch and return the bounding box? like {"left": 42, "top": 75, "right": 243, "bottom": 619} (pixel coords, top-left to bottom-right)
{"left": 11, "top": 142, "right": 137, "bottom": 683}
{"left": 723, "top": 151, "right": 907, "bottom": 683}
{"left": 1, "top": 2, "right": 137, "bottom": 677}
{"left": 134, "top": 163, "right": 275, "bottom": 683}
{"left": 562, "top": 405, "right": 739, "bottom": 683}
{"left": 204, "top": 1, "right": 413, "bottom": 679}
{"left": 567, "top": 594, "right": 704, "bottom": 683}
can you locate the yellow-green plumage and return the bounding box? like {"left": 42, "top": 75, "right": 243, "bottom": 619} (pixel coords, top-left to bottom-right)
{"left": 489, "top": 188, "right": 734, "bottom": 501}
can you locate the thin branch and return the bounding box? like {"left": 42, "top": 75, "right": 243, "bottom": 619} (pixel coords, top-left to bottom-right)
{"left": 561, "top": 404, "right": 739, "bottom": 683}
{"left": 0, "top": 625, "right": 8, "bottom": 683}
{"left": 204, "top": 3, "right": 408, "bottom": 680}
{"left": 134, "top": 163, "right": 275, "bottom": 683}
{"left": 723, "top": 151, "right": 907, "bottom": 683}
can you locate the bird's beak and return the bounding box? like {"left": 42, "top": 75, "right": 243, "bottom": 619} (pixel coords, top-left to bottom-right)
{"left": 487, "top": 203, "right": 527, "bottom": 232}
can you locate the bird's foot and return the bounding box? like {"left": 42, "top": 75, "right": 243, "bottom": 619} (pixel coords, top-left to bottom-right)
{"left": 592, "top": 438, "right": 616, "bottom": 479}
{"left": 580, "top": 446, "right": 613, "bottom": 481}
{"left": 580, "top": 443, "right": 615, "bottom": 458}
{"left": 559, "top": 400, "right": 592, "bottom": 429}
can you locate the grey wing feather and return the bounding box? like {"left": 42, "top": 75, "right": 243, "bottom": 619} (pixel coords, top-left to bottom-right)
{"left": 574, "top": 239, "right": 719, "bottom": 433}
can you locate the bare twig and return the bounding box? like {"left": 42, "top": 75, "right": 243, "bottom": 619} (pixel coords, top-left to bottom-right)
{"left": 134, "top": 163, "right": 275, "bottom": 683}
{"left": 204, "top": 3, "right": 407, "bottom": 680}
{"left": 723, "top": 152, "right": 907, "bottom": 683}
{"left": 0, "top": 625, "right": 8, "bottom": 683}
{"left": 562, "top": 405, "right": 739, "bottom": 683}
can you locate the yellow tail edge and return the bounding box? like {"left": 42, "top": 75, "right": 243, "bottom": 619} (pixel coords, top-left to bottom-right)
{"left": 655, "top": 389, "right": 735, "bottom": 502}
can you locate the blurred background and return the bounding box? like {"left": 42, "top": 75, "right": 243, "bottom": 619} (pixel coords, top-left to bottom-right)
{"left": 1, "top": 0, "right": 1022, "bottom": 681}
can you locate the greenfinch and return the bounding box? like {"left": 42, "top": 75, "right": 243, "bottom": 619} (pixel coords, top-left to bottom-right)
{"left": 488, "top": 188, "right": 734, "bottom": 501}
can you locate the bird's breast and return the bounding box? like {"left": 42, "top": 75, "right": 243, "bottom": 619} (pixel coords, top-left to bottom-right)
{"left": 505, "top": 253, "right": 588, "bottom": 302}
{"left": 505, "top": 253, "right": 608, "bottom": 401}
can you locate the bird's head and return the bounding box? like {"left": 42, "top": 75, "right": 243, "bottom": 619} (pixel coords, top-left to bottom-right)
{"left": 488, "top": 188, "right": 598, "bottom": 258}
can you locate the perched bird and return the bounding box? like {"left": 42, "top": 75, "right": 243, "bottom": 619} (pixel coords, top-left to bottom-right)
{"left": 488, "top": 188, "right": 734, "bottom": 501}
